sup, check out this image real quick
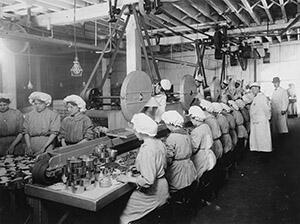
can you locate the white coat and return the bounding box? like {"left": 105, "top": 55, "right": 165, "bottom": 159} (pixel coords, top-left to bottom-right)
{"left": 153, "top": 93, "right": 167, "bottom": 123}
{"left": 271, "top": 86, "right": 289, "bottom": 134}
{"left": 250, "top": 92, "right": 272, "bottom": 152}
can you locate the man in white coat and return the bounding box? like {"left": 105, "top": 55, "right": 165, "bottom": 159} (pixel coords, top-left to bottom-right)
{"left": 249, "top": 82, "right": 272, "bottom": 152}
{"left": 271, "top": 77, "right": 289, "bottom": 135}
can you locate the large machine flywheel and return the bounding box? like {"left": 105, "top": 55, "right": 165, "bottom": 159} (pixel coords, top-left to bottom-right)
{"left": 120, "top": 71, "right": 153, "bottom": 121}
{"left": 81, "top": 71, "right": 198, "bottom": 121}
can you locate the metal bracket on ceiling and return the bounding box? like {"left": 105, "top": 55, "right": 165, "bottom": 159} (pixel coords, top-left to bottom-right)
{"left": 109, "top": 0, "right": 121, "bottom": 23}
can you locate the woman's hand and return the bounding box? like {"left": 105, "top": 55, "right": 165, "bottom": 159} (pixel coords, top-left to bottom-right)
{"left": 25, "top": 146, "right": 34, "bottom": 156}
{"left": 116, "top": 174, "right": 129, "bottom": 183}
{"left": 7, "top": 145, "right": 15, "bottom": 155}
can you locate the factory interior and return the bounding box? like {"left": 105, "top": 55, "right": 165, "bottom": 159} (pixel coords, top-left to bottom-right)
{"left": 1, "top": 0, "right": 300, "bottom": 223}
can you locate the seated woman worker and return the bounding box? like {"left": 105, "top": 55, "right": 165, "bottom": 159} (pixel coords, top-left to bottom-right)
{"left": 117, "top": 113, "right": 169, "bottom": 224}
{"left": 0, "top": 94, "right": 24, "bottom": 155}
{"left": 23, "top": 92, "right": 60, "bottom": 156}
{"left": 60, "top": 95, "right": 94, "bottom": 146}
{"left": 188, "top": 106, "right": 216, "bottom": 180}
{"left": 161, "top": 110, "right": 197, "bottom": 193}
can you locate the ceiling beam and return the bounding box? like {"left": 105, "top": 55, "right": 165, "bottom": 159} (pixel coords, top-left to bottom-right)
{"left": 188, "top": 0, "right": 218, "bottom": 22}
{"left": 2, "top": 3, "right": 28, "bottom": 12}
{"left": 240, "top": 0, "right": 261, "bottom": 25}
{"left": 16, "top": 0, "right": 63, "bottom": 11}
{"left": 0, "top": 29, "right": 106, "bottom": 50}
{"left": 0, "top": 0, "right": 12, "bottom": 4}
{"left": 148, "top": 21, "right": 227, "bottom": 36}
{"left": 276, "top": 35, "right": 282, "bottom": 42}
{"left": 82, "top": 0, "right": 100, "bottom": 4}
{"left": 34, "top": 0, "right": 73, "bottom": 9}
{"left": 259, "top": 0, "right": 274, "bottom": 24}
{"left": 162, "top": 3, "right": 201, "bottom": 24}
{"left": 55, "top": 0, "right": 87, "bottom": 8}
{"left": 172, "top": 2, "right": 206, "bottom": 24}
{"left": 222, "top": 0, "right": 251, "bottom": 26}
{"left": 204, "top": 0, "right": 240, "bottom": 26}
{"left": 265, "top": 35, "right": 273, "bottom": 42}
{"left": 153, "top": 20, "right": 300, "bottom": 45}
{"left": 33, "top": 0, "right": 138, "bottom": 27}
{"left": 155, "top": 14, "right": 179, "bottom": 26}
{"left": 279, "top": 0, "right": 288, "bottom": 22}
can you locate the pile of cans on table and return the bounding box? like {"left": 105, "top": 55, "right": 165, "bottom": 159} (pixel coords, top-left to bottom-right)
{"left": 0, "top": 155, "right": 35, "bottom": 189}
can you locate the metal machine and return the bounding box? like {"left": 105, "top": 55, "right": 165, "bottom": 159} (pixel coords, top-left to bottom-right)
{"left": 31, "top": 69, "right": 197, "bottom": 185}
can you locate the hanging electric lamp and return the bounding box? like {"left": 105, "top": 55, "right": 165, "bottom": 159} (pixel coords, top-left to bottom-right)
{"left": 70, "top": 0, "right": 83, "bottom": 77}
{"left": 27, "top": 45, "right": 33, "bottom": 89}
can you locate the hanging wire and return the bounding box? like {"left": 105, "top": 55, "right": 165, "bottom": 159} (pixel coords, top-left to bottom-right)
{"left": 73, "top": 0, "right": 78, "bottom": 58}
{"left": 27, "top": 45, "right": 33, "bottom": 89}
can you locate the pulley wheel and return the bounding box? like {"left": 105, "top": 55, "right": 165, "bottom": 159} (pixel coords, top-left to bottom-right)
{"left": 1, "top": 21, "right": 29, "bottom": 53}
{"left": 120, "top": 71, "right": 152, "bottom": 121}
{"left": 80, "top": 88, "right": 101, "bottom": 102}
{"left": 179, "top": 75, "right": 197, "bottom": 111}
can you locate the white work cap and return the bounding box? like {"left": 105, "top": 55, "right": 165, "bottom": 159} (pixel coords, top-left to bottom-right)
{"left": 0, "top": 93, "right": 13, "bottom": 101}
{"left": 220, "top": 103, "right": 232, "bottom": 112}
{"left": 235, "top": 99, "right": 246, "bottom": 109}
{"left": 28, "top": 91, "right": 52, "bottom": 106}
{"left": 200, "top": 99, "right": 212, "bottom": 110}
{"left": 188, "top": 106, "right": 206, "bottom": 121}
{"left": 250, "top": 82, "right": 260, "bottom": 88}
{"left": 228, "top": 100, "right": 239, "bottom": 111}
{"left": 161, "top": 110, "right": 184, "bottom": 127}
{"left": 160, "top": 79, "right": 172, "bottom": 91}
{"left": 242, "top": 93, "right": 254, "bottom": 104}
{"left": 131, "top": 113, "right": 158, "bottom": 137}
{"left": 211, "top": 102, "right": 223, "bottom": 113}
{"left": 63, "top": 95, "right": 86, "bottom": 112}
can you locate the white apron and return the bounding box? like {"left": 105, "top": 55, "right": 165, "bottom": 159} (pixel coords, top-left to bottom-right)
{"left": 271, "top": 87, "right": 289, "bottom": 134}
{"left": 250, "top": 92, "right": 272, "bottom": 152}
{"left": 120, "top": 139, "right": 169, "bottom": 224}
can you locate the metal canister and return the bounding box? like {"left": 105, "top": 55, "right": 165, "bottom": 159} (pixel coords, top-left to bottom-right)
{"left": 110, "top": 149, "right": 118, "bottom": 161}
{"left": 105, "top": 157, "right": 111, "bottom": 164}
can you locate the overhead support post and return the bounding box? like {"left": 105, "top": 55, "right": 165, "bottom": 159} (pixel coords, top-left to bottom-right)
{"left": 100, "top": 14, "right": 130, "bottom": 89}
{"left": 194, "top": 41, "right": 208, "bottom": 88}
{"left": 137, "top": 10, "right": 161, "bottom": 80}
{"left": 81, "top": 5, "right": 127, "bottom": 97}
{"left": 132, "top": 7, "right": 155, "bottom": 81}
{"left": 126, "top": 9, "right": 141, "bottom": 74}
{"left": 220, "top": 54, "right": 226, "bottom": 84}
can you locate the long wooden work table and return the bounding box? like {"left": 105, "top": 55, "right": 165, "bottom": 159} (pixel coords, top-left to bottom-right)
{"left": 25, "top": 182, "right": 135, "bottom": 224}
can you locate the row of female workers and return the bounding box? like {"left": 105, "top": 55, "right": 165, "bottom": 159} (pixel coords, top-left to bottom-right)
{"left": 115, "top": 93, "right": 254, "bottom": 224}
{"left": 0, "top": 92, "right": 109, "bottom": 156}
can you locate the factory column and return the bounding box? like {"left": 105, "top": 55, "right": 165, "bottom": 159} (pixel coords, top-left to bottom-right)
{"left": 126, "top": 15, "right": 141, "bottom": 74}
{"left": 1, "top": 52, "right": 17, "bottom": 108}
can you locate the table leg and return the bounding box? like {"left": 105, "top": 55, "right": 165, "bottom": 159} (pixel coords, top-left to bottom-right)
{"left": 29, "top": 198, "right": 48, "bottom": 224}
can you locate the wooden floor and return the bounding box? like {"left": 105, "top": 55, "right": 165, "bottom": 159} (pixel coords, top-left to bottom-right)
{"left": 1, "top": 118, "right": 300, "bottom": 224}
{"left": 192, "top": 118, "right": 300, "bottom": 224}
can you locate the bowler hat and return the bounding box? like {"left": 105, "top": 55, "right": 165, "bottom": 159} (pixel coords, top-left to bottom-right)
{"left": 272, "top": 77, "right": 280, "bottom": 83}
